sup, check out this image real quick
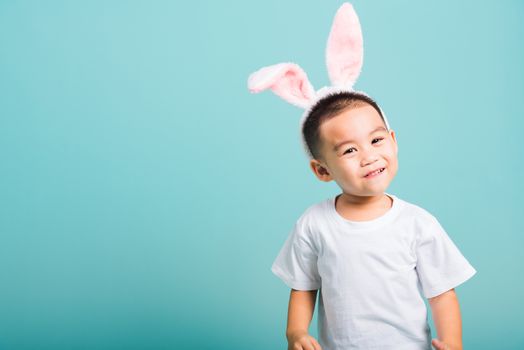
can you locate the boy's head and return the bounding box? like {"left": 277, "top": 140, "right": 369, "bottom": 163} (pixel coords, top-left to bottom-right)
{"left": 302, "top": 91, "right": 398, "bottom": 197}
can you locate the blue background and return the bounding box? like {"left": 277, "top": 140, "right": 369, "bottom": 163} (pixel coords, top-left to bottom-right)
{"left": 1, "top": 0, "right": 522, "bottom": 349}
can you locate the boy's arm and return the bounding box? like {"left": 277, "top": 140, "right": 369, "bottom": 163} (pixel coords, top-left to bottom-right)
{"left": 428, "top": 288, "right": 463, "bottom": 350}
{"left": 286, "top": 288, "right": 318, "bottom": 341}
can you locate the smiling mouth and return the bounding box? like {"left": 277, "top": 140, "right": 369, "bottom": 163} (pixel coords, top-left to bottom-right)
{"left": 364, "top": 167, "right": 385, "bottom": 178}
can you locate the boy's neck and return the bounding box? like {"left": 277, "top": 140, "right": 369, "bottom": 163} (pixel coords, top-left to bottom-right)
{"left": 335, "top": 192, "right": 393, "bottom": 222}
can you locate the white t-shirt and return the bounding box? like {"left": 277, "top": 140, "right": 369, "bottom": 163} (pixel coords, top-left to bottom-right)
{"left": 271, "top": 193, "right": 477, "bottom": 350}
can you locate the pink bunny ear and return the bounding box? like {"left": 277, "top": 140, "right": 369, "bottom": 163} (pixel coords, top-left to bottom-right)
{"left": 247, "top": 63, "right": 316, "bottom": 109}
{"left": 325, "top": 3, "right": 363, "bottom": 88}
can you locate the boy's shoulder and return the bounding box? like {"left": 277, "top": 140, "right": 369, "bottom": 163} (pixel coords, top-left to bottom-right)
{"left": 296, "top": 195, "right": 333, "bottom": 222}
{"left": 285, "top": 196, "right": 335, "bottom": 248}
{"left": 395, "top": 194, "right": 440, "bottom": 223}
{"left": 290, "top": 196, "right": 333, "bottom": 235}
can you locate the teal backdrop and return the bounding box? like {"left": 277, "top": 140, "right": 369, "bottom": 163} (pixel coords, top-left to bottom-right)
{"left": 1, "top": 0, "right": 522, "bottom": 349}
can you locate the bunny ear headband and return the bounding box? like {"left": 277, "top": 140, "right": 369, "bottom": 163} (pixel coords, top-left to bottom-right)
{"left": 247, "top": 2, "right": 390, "bottom": 159}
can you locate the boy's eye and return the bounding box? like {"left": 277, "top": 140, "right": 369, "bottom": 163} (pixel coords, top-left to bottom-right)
{"left": 344, "top": 138, "right": 384, "bottom": 155}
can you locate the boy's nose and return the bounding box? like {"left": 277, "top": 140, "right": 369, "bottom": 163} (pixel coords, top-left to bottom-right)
{"left": 360, "top": 150, "right": 379, "bottom": 167}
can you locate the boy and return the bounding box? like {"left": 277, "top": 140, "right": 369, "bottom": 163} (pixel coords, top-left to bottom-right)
{"left": 271, "top": 91, "right": 476, "bottom": 350}
{"left": 247, "top": 3, "right": 477, "bottom": 349}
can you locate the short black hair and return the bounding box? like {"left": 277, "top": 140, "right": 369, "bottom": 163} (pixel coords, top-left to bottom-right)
{"left": 302, "top": 91, "right": 387, "bottom": 161}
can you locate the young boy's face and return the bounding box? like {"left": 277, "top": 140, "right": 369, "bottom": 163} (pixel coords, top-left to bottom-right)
{"left": 310, "top": 104, "right": 398, "bottom": 198}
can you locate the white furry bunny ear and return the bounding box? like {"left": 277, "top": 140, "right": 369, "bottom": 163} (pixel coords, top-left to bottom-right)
{"left": 247, "top": 62, "right": 316, "bottom": 109}
{"left": 325, "top": 2, "right": 363, "bottom": 89}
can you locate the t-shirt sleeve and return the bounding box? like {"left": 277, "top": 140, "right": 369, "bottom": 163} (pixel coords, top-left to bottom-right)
{"left": 271, "top": 217, "right": 321, "bottom": 291}
{"left": 415, "top": 213, "right": 477, "bottom": 299}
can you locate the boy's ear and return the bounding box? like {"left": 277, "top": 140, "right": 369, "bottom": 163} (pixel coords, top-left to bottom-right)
{"left": 310, "top": 159, "right": 332, "bottom": 182}
{"left": 389, "top": 129, "right": 396, "bottom": 142}
{"left": 389, "top": 129, "right": 398, "bottom": 154}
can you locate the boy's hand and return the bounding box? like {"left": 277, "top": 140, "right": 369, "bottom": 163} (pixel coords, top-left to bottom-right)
{"left": 432, "top": 338, "right": 460, "bottom": 350}
{"left": 287, "top": 330, "right": 322, "bottom": 350}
